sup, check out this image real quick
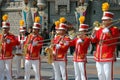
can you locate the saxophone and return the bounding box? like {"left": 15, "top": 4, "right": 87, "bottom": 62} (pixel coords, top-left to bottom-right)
{"left": 23, "top": 34, "right": 31, "bottom": 56}
{"left": 45, "top": 31, "right": 54, "bottom": 64}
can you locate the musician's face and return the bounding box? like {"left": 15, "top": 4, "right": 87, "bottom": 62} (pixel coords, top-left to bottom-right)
{"left": 102, "top": 19, "right": 112, "bottom": 27}
{"left": 32, "top": 28, "right": 39, "bottom": 34}
{"left": 2, "top": 28, "right": 10, "bottom": 34}
{"left": 78, "top": 30, "right": 87, "bottom": 35}
{"left": 20, "top": 31, "right": 25, "bottom": 35}
{"left": 56, "top": 29, "right": 66, "bottom": 35}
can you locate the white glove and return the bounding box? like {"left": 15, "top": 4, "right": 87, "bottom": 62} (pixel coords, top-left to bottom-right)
{"left": 77, "top": 39, "right": 83, "bottom": 44}
{"left": 56, "top": 44, "right": 61, "bottom": 49}
{"left": 64, "top": 41, "right": 69, "bottom": 46}
{"left": 6, "top": 39, "right": 11, "bottom": 44}
{"left": 102, "top": 28, "right": 109, "bottom": 33}
{"left": 32, "top": 41, "right": 38, "bottom": 46}
{"left": 21, "top": 40, "right": 24, "bottom": 44}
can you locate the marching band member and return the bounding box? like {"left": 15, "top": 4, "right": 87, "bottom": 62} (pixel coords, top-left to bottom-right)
{"left": 90, "top": 21, "right": 101, "bottom": 55}
{"left": 0, "top": 14, "right": 19, "bottom": 80}
{"left": 91, "top": 2, "right": 119, "bottom": 80}
{"left": 51, "top": 19, "right": 70, "bottom": 80}
{"left": 24, "top": 16, "right": 43, "bottom": 80}
{"left": 70, "top": 16, "right": 91, "bottom": 80}
{"left": 14, "top": 20, "right": 27, "bottom": 78}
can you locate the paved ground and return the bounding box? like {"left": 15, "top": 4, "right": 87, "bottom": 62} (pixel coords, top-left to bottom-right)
{"left": 10, "top": 55, "right": 120, "bottom": 80}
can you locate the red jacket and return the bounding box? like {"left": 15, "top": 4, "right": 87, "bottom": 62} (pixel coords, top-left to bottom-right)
{"left": 53, "top": 35, "right": 70, "bottom": 61}
{"left": 71, "top": 37, "right": 90, "bottom": 62}
{"left": 91, "top": 26, "right": 119, "bottom": 62}
{"left": 0, "top": 33, "right": 19, "bottom": 59}
{"left": 24, "top": 33, "right": 43, "bottom": 60}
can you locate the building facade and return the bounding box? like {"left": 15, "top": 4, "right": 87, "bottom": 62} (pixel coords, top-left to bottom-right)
{"left": 0, "top": 0, "right": 120, "bottom": 35}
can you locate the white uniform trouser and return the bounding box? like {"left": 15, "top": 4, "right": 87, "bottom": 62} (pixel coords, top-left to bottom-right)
{"left": 96, "top": 62, "right": 113, "bottom": 80}
{"left": 52, "top": 61, "right": 67, "bottom": 80}
{"left": 0, "top": 59, "right": 12, "bottom": 80}
{"left": 14, "top": 55, "right": 22, "bottom": 77}
{"left": 24, "top": 59, "right": 41, "bottom": 80}
{"left": 74, "top": 62, "right": 87, "bottom": 80}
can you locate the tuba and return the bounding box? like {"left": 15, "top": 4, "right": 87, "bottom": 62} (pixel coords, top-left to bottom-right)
{"left": 45, "top": 31, "right": 54, "bottom": 64}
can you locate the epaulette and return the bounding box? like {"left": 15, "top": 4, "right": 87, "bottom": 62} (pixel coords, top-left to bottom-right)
{"left": 113, "top": 26, "right": 118, "bottom": 29}
{"left": 65, "top": 35, "right": 69, "bottom": 38}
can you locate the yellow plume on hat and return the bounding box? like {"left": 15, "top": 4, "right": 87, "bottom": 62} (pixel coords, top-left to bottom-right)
{"left": 79, "top": 16, "right": 85, "bottom": 24}
{"left": 19, "top": 20, "right": 24, "bottom": 27}
{"left": 35, "top": 16, "right": 40, "bottom": 23}
{"left": 2, "top": 14, "right": 8, "bottom": 21}
{"left": 102, "top": 2, "right": 109, "bottom": 12}
{"left": 55, "top": 21, "right": 60, "bottom": 27}
{"left": 59, "top": 17, "right": 66, "bottom": 23}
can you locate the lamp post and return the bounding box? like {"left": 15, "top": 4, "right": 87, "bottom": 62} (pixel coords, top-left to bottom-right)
{"left": 75, "top": 2, "right": 88, "bottom": 29}
{"left": 37, "top": 0, "right": 48, "bottom": 30}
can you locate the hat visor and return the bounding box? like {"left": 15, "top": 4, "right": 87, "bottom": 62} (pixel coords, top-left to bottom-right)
{"left": 20, "top": 30, "right": 25, "bottom": 32}
{"left": 33, "top": 26, "right": 40, "bottom": 29}
{"left": 2, "top": 26, "right": 9, "bottom": 28}
{"left": 102, "top": 16, "right": 112, "bottom": 20}
{"left": 57, "top": 28, "right": 66, "bottom": 30}
{"left": 79, "top": 28, "right": 88, "bottom": 31}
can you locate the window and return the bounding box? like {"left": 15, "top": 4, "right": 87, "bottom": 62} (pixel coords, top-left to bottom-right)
{"left": 58, "top": 5, "right": 67, "bottom": 16}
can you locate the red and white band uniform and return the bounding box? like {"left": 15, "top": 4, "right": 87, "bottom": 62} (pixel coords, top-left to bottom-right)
{"left": 52, "top": 34, "right": 70, "bottom": 80}
{"left": 15, "top": 35, "right": 27, "bottom": 78}
{"left": 71, "top": 36, "right": 90, "bottom": 80}
{"left": 24, "top": 33, "right": 43, "bottom": 80}
{"left": 91, "top": 26, "right": 119, "bottom": 80}
{"left": 91, "top": 10, "right": 120, "bottom": 80}
{"left": 0, "top": 33, "right": 19, "bottom": 80}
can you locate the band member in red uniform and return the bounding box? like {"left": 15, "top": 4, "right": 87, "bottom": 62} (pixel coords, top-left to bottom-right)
{"left": 91, "top": 2, "right": 119, "bottom": 80}
{"left": 70, "top": 16, "right": 90, "bottom": 80}
{"left": 24, "top": 16, "right": 43, "bottom": 80}
{"left": 52, "top": 19, "right": 70, "bottom": 80}
{"left": 0, "top": 14, "right": 19, "bottom": 80}
{"left": 14, "top": 20, "right": 27, "bottom": 78}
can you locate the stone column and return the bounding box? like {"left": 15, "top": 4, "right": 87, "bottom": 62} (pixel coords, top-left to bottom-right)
{"left": 75, "top": 1, "right": 88, "bottom": 29}
{"left": 22, "top": 0, "right": 33, "bottom": 30}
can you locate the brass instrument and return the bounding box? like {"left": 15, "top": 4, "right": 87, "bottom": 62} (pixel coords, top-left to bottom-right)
{"left": 45, "top": 45, "right": 54, "bottom": 64}
{"left": 23, "top": 34, "right": 31, "bottom": 56}
{"left": 45, "top": 31, "right": 54, "bottom": 64}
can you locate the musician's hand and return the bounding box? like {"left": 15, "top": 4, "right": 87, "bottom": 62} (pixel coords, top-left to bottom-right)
{"left": 56, "top": 44, "right": 61, "bottom": 49}
{"left": 77, "top": 39, "right": 83, "bottom": 44}
{"left": 21, "top": 40, "right": 24, "bottom": 44}
{"left": 102, "top": 28, "right": 109, "bottom": 33}
{"left": 50, "top": 44, "right": 55, "bottom": 48}
{"left": 32, "top": 41, "right": 38, "bottom": 46}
